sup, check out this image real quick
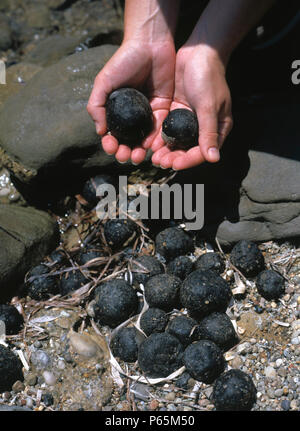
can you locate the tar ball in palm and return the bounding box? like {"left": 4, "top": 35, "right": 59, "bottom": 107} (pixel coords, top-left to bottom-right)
{"left": 106, "top": 88, "right": 153, "bottom": 147}
{"left": 162, "top": 109, "right": 199, "bottom": 150}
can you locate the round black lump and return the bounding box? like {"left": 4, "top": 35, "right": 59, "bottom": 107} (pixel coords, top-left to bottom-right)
{"left": 256, "top": 269, "right": 285, "bottom": 300}
{"left": 194, "top": 252, "right": 225, "bottom": 275}
{"left": 82, "top": 174, "right": 117, "bottom": 208}
{"left": 26, "top": 264, "right": 59, "bottom": 300}
{"left": 131, "top": 255, "right": 164, "bottom": 287}
{"left": 193, "top": 312, "right": 238, "bottom": 352}
{"left": 139, "top": 308, "right": 168, "bottom": 336}
{"left": 212, "top": 369, "right": 257, "bottom": 411}
{"left": 0, "top": 345, "right": 23, "bottom": 392}
{"left": 48, "top": 249, "right": 67, "bottom": 265}
{"left": 77, "top": 244, "right": 105, "bottom": 267}
{"left": 155, "top": 227, "right": 194, "bottom": 261}
{"left": 183, "top": 340, "right": 225, "bottom": 384}
{"left": 104, "top": 218, "right": 136, "bottom": 249}
{"left": 144, "top": 273, "right": 181, "bottom": 312}
{"left": 138, "top": 332, "right": 184, "bottom": 378}
{"left": 59, "top": 270, "right": 89, "bottom": 296}
{"left": 166, "top": 315, "right": 197, "bottom": 347}
{"left": 0, "top": 304, "right": 24, "bottom": 335}
{"left": 167, "top": 255, "right": 194, "bottom": 280}
{"left": 162, "top": 109, "right": 199, "bottom": 150}
{"left": 106, "top": 88, "right": 153, "bottom": 147}
{"left": 180, "top": 269, "right": 232, "bottom": 319}
{"left": 230, "top": 240, "right": 264, "bottom": 277}
{"left": 93, "top": 279, "right": 138, "bottom": 328}
{"left": 111, "top": 327, "right": 144, "bottom": 362}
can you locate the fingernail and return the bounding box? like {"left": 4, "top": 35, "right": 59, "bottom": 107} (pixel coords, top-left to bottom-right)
{"left": 132, "top": 162, "right": 140, "bottom": 166}
{"left": 117, "top": 160, "right": 127, "bottom": 165}
{"left": 152, "top": 164, "right": 160, "bottom": 168}
{"left": 208, "top": 147, "right": 220, "bottom": 160}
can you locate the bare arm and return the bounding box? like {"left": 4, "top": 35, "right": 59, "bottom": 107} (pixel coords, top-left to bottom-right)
{"left": 188, "top": 0, "right": 276, "bottom": 65}
{"left": 87, "top": 0, "right": 180, "bottom": 165}
{"left": 152, "top": 0, "right": 276, "bottom": 170}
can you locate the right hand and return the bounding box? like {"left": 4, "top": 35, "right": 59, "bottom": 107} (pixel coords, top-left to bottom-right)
{"left": 87, "top": 40, "right": 176, "bottom": 165}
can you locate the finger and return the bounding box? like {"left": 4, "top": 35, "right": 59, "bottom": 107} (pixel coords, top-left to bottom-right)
{"left": 152, "top": 146, "right": 171, "bottom": 167}
{"left": 101, "top": 134, "right": 119, "bottom": 155}
{"left": 172, "top": 146, "right": 205, "bottom": 171}
{"left": 142, "top": 110, "right": 165, "bottom": 150}
{"left": 87, "top": 74, "right": 113, "bottom": 136}
{"left": 218, "top": 116, "right": 233, "bottom": 148}
{"left": 131, "top": 147, "right": 147, "bottom": 165}
{"left": 197, "top": 110, "right": 220, "bottom": 163}
{"left": 160, "top": 150, "right": 186, "bottom": 169}
{"left": 115, "top": 145, "right": 131, "bottom": 163}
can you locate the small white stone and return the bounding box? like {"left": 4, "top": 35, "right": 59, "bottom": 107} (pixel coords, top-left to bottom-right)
{"left": 264, "top": 366, "right": 276, "bottom": 379}
{"left": 275, "top": 358, "right": 283, "bottom": 367}
{"left": 42, "top": 371, "right": 57, "bottom": 386}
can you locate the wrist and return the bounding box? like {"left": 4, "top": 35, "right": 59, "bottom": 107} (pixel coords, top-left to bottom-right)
{"left": 123, "top": 0, "right": 179, "bottom": 44}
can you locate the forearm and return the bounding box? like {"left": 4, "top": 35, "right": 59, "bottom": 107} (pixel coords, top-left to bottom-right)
{"left": 187, "top": 0, "right": 276, "bottom": 65}
{"left": 123, "top": 0, "right": 180, "bottom": 43}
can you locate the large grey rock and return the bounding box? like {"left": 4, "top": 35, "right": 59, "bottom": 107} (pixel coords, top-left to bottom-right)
{"left": 177, "top": 96, "right": 300, "bottom": 246}
{"left": 0, "top": 45, "right": 118, "bottom": 202}
{"left": 24, "top": 35, "right": 82, "bottom": 67}
{"left": 0, "top": 204, "right": 59, "bottom": 300}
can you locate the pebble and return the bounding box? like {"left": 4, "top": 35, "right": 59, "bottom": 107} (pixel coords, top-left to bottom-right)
{"left": 57, "top": 359, "right": 65, "bottom": 370}
{"left": 281, "top": 400, "right": 290, "bottom": 411}
{"left": 31, "top": 350, "right": 51, "bottom": 369}
{"left": 165, "top": 392, "right": 176, "bottom": 401}
{"left": 264, "top": 366, "right": 277, "bottom": 379}
{"left": 275, "top": 358, "right": 283, "bottom": 367}
{"left": 12, "top": 381, "right": 25, "bottom": 393}
{"left": 149, "top": 399, "right": 159, "bottom": 410}
{"left": 274, "top": 389, "right": 283, "bottom": 397}
{"left": 42, "top": 371, "right": 57, "bottom": 386}
{"left": 25, "top": 373, "right": 38, "bottom": 386}
{"left": 26, "top": 398, "right": 34, "bottom": 409}
{"left": 230, "top": 356, "right": 243, "bottom": 369}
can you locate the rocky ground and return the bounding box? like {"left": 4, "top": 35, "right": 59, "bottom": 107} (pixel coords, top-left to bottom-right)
{"left": 0, "top": 0, "right": 299, "bottom": 413}
{"left": 0, "top": 170, "right": 299, "bottom": 412}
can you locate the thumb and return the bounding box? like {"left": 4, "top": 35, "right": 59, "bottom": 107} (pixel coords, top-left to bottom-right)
{"left": 197, "top": 110, "right": 220, "bottom": 163}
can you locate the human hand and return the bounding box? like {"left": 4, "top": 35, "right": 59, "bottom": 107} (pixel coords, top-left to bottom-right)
{"left": 87, "top": 40, "right": 176, "bottom": 165}
{"left": 151, "top": 45, "right": 233, "bottom": 170}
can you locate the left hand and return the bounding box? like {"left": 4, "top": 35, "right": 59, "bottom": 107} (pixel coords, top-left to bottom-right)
{"left": 151, "top": 44, "right": 233, "bottom": 170}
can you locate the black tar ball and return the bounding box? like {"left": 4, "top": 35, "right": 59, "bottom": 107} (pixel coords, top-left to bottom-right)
{"left": 0, "top": 304, "right": 24, "bottom": 335}
{"left": 256, "top": 269, "right": 285, "bottom": 300}
{"left": 162, "top": 109, "right": 199, "bottom": 150}
{"left": 111, "top": 327, "right": 144, "bottom": 362}
{"left": 93, "top": 279, "right": 138, "bottom": 328}
{"left": 144, "top": 273, "right": 181, "bottom": 312}
{"left": 230, "top": 240, "right": 264, "bottom": 278}
{"left": 139, "top": 308, "right": 168, "bottom": 336}
{"left": 155, "top": 227, "right": 194, "bottom": 261}
{"left": 138, "top": 332, "right": 184, "bottom": 378}
{"left": 131, "top": 255, "right": 164, "bottom": 287}
{"left": 27, "top": 264, "right": 59, "bottom": 300}
{"left": 180, "top": 269, "right": 232, "bottom": 319}
{"left": 0, "top": 345, "right": 24, "bottom": 392}
{"left": 167, "top": 256, "right": 194, "bottom": 280}
{"left": 77, "top": 244, "right": 105, "bottom": 267}
{"left": 183, "top": 340, "right": 225, "bottom": 384}
{"left": 212, "top": 369, "right": 257, "bottom": 411}
{"left": 194, "top": 312, "right": 238, "bottom": 352}
{"left": 166, "top": 315, "right": 197, "bottom": 347}
{"left": 195, "top": 252, "right": 225, "bottom": 275}
{"left": 104, "top": 218, "right": 137, "bottom": 249}
{"left": 59, "top": 270, "right": 89, "bottom": 296}
{"left": 82, "top": 174, "right": 117, "bottom": 208}
{"left": 106, "top": 88, "right": 153, "bottom": 146}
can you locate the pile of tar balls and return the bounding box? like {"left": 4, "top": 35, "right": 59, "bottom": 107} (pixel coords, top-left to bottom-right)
{"left": 86, "top": 220, "right": 284, "bottom": 411}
